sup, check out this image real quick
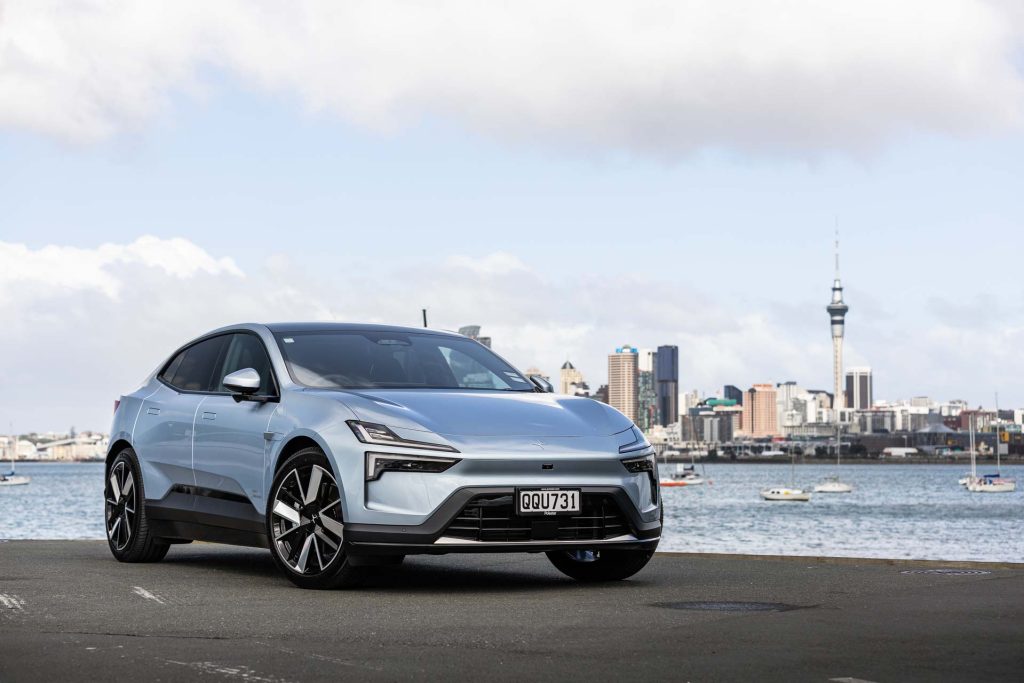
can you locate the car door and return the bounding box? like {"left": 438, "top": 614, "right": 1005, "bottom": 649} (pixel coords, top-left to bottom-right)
{"left": 133, "top": 334, "right": 230, "bottom": 500}
{"left": 192, "top": 332, "right": 279, "bottom": 512}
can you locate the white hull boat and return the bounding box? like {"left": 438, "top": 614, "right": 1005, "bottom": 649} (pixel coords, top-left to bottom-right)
{"left": 966, "top": 476, "right": 1016, "bottom": 493}
{"left": 761, "top": 487, "right": 811, "bottom": 502}
{"left": 0, "top": 474, "right": 30, "bottom": 486}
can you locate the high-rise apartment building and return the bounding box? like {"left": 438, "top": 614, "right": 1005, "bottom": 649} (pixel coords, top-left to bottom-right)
{"left": 844, "top": 367, "right": 873, "bottom": 410}
{"left": 655, "top": 345, "right": 679, "bottom": 427}
{"left": 608, "top": 345, "right": 639, "bottom": 422}
{"left": 559, "top": 361, "right": 583, "bottom": 395}
{"left": 637, "top": 349, "right": 658, "bottom": 431}
{"left": 742, "top": 384, "right": 778, "bottom": 438}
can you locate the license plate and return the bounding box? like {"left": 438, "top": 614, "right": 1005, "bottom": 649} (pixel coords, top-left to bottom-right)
{"left": 516, "top": 488, "right": 580, "bottom": 516}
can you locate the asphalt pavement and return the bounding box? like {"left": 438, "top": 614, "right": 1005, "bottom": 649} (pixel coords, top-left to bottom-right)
{"left": 0, "top": 541, "right": 1021, "bottom": 681}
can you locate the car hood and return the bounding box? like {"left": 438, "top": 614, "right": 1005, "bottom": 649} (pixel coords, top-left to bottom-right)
{"left": 332, "top": 389, "right": 634, "bottom": 438}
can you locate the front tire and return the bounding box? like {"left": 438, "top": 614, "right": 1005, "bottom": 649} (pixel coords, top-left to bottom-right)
{"left": 104, "top": 448, "right": 169, "bottom": 563}
{"left": 546, "top": 546, "right": 656, "bottom": 582}
{"left": 267, "top": 448, "right": 364, "bottom": 589}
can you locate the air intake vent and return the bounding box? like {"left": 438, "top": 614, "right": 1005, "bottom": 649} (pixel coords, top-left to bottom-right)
{"left": 444, "top": 494, "right": 631, "bottom": 543}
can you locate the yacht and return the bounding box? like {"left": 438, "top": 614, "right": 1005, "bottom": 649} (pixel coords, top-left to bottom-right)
{"left": 963, "top": 411, "right": 1016, "bottom": 493}
{"left": 761, "top": 451, "right": 811, "bottom": 502}
{"left": 814, "top": 426, "right": 853, "bottom": 493}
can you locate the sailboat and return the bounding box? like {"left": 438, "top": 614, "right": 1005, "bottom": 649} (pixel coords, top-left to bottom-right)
{"left": 0, "top": 433, "right": 30, "bottom": 487}
{"left": 964, "top": 406, "right": 1016, "bottom": 493}
{"left": 815, "top": 425, "right": 853, "bottom": 493}
{"left": 761, "top": 450, "right": 811, "bottom": 501}
{"left": 659, "top": 450, "right": 706, "bottom": 487}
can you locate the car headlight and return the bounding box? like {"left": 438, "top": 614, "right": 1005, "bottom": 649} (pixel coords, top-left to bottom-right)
{"left": 621, "top": 452, "right": 659, "bottom": 505}
{"left": 347, "top": 420, "right": 458, "bottom": 453}
{"left": 365, "top": 452, "right": 461, "bottom": 481}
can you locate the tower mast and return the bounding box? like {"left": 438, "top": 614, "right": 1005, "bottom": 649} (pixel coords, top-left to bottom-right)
{"left": 826, "top": 229, "right": 849, "bottom": 418}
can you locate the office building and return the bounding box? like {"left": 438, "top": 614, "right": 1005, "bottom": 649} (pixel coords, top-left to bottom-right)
{"left": 608, "top": 345, "right": 639, "bottom": 422}
{"left": 742, "top": 384, "right": 778, "bottom": 438}
{"left": 655, "top": 345, "right": 679, "bottom": 427}
{"left": 458, "top": 325, "right": 492, "bottom": 348}
{"left": 724, "top": 384, "right": 744, "bottom": 405}
{"left": 845, "top": 367, "right": 873, "bottom": 410}
{"left": 559, "top": 361, "right": 583, "bottom": 395}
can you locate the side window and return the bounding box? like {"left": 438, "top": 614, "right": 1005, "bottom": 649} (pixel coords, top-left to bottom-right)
{"left": 217, "top": 334, "right": 276, "bottom": 395}
{"left": 165, "top": 336, "right": 230, "bottom": 392}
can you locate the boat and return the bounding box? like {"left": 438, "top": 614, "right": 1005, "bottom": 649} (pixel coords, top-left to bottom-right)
{"left": 814, "top": 424, "right": 853, "bottom": 493}
{"left": 760, "top": 487, "right": 811, "bottom": 502}
{"left": 659, "top": 451, "right": 707, "bottom": 487}
{"left": 761, "top": 451, "right": 811, "bottom": 501}
{"left": 962, "top": 411, "right": 1016, "bottom": 493}
{"left": 0, "top": 435, "right": 29, "bottom": 486}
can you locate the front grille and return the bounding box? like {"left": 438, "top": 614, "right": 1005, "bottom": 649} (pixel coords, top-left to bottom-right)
{"left": 443, "top": 494, "right": 631, "bottom": 543}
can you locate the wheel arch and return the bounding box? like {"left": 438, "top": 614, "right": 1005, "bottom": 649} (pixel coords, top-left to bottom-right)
{"left": 106, "top": 438, "right": 133, "bottom": 473}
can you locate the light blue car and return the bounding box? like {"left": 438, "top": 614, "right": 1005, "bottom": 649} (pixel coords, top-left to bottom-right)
{"left": 106, "top": 323, "right": 662, "bottom": 588}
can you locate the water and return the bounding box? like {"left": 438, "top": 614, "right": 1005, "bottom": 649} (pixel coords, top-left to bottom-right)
{"left": 2, "top": 462, "right": 1022, "bottom": 562}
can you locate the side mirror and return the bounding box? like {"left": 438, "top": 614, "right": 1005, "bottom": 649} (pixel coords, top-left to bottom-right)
{"left": 223, "top": 368, "right": 261, "bottom": 395}
{"left": 528, "top": 374, "right": 554, "bottom": 393}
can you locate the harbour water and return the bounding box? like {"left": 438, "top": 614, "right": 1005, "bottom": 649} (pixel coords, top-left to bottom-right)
{"left": 2, "top": 462, "right": 1021, "bottom": 562}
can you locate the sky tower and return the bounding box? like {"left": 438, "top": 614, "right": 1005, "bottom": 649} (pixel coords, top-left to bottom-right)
{"left": 827, "top": 232, "right": 849, "bottom": 412}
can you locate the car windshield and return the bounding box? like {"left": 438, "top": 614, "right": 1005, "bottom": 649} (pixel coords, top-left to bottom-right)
{"left": 273, "top": 330, "right": 535, "bottom": 391}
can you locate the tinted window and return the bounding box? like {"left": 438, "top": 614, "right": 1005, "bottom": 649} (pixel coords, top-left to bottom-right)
{"left": 274, "top": 331, "right": 532, "bottom": 391}
{"left": 217, "top": 333, "right": 276, "bottom": 395}
{"left": 165, "top": 335, "right": 229, "bottom": 392}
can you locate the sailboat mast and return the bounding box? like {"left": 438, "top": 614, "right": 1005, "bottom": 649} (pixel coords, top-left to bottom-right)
{"left": 969, "top": 413, "right": 976, "bottom": 479}
{"left": 995, "top": 392, "right": 1001, "bottom": 474}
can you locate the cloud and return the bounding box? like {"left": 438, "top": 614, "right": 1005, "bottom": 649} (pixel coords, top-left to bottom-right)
{"left": 1, "top": 1, "right": 1022, "bottom": 156}
{"left": 1, "top": 236, "right": 1020, "bottom": 432}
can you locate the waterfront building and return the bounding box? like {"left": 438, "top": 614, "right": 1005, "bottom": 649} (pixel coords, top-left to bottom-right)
{"left": 559, "top": 361, "right": 583, "bottom": 395}
{"left": 826, "top": 234, "right": 849, "bottom": 411}
{"left": 723, "top": 384, "right": 744, "bottom": 405}
{"left": 637, "top": 349, "right": 659, "bottom": 431}
{"left": 594, "top": 384, "right": 609, "bottom": 404}
{"left": 655, "top": 345, "right": 679, "bottom": 427}
{"left": 607, "top": 345, "right": 638, "bottom": 421}
{"left": 845, "top": 367, "right": 873, "bottom": 410}
{"left": 458, "top": 325, "right": 492, "bottom": 348}
{"left": 741, "top": 384, "right": 778, "bottom": 437}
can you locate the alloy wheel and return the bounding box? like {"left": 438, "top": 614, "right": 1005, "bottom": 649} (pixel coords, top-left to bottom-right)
{"left": 271, "top": 464, "right": 345, "bottom": 575}
{"left": 105, "top": 461, "right": 136, "bottom": 551}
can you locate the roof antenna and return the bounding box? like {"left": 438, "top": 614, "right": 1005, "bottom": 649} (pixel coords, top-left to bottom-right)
{"left": 421, "top": 308, "right": 428, "bottom": 328}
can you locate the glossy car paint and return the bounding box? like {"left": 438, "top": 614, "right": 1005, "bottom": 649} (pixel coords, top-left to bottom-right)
{"left": 109, "top": 323, "right": 660, "bottom": 544}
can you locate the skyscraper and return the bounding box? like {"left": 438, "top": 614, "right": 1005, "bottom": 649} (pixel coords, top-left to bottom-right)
{"left": 723, "top": 385, "right": 744, "bottom": 405}
{"left": 826, "top": 233, "right": 849, "bottom": 412}
{"left": 608, "top": 345, "right": 639, "bottom": 422}
{"left": 559, "top": 361, "right": 583, "bottom": 394}
{"left": 458, "top": 325, "right": 492, "bottom": 348}
{"left": 636, "top": 349, "right": 658, "bottom": 431}
{"left": 845, "top": 367, "right": 873, "bottom": 410}
{"left": 742, "top": 384, "right": 778, "bottom": 437}
{"left": 655, "top": 345, "right": 679, "bottom": 426}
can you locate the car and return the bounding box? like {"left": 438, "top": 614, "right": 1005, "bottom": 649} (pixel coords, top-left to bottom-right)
{"left": 105, "top": 323, "right": 662, "bottom": 588}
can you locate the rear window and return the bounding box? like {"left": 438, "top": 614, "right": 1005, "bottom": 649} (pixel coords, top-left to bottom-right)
{"left": 274, "top": 330, "right": 532, "bottom": 391}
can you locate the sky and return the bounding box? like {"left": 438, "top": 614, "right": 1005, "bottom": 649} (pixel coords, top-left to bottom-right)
{"left": 2, "top": 0, "right": 1024, "bottom": 432}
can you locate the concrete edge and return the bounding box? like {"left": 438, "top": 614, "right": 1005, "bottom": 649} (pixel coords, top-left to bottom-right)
{"left": 655, "top": 551, "right": 1024, "bottom": 570}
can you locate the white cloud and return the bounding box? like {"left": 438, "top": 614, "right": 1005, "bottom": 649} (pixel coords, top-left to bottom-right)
{"left": 1, "top": 1, "right": 1022, "bottom": 155}
{"left": 1, "top": 236, "right": 1021, "bottom": 432}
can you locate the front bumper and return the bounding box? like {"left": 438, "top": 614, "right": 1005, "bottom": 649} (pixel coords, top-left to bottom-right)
{"left": 344, "top": 486, "right": 662, "bottom": 556}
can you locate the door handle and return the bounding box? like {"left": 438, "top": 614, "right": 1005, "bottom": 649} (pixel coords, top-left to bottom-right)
{"left": 146, "top": 407, "right": 161, "bottom": 416}
{"left": 202, "top": 412, "right": 217, "bottom": 421}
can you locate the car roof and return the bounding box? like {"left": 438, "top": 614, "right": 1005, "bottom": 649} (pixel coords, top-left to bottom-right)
{"left": 261, "top": 322, "right": 462, "bottom": 337}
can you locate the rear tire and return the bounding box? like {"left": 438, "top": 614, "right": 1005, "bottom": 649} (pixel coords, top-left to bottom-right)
{"left": 546, "top": 546, "right": 656, "bottom": 582}
{"left": 267, "top": 448, "right": 364, "bottom": 589}
{"left": 105, "top": 448, "right": 169, "bottom": 563}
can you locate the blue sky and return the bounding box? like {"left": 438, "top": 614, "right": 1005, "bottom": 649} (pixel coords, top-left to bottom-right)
{"left": 2, "top": 1, "right": 1024, "bottom": 430}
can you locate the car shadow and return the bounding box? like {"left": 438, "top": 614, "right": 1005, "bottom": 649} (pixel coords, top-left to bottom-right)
{"left": 160, "top": 546, "right": 639, "bottom": 594}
